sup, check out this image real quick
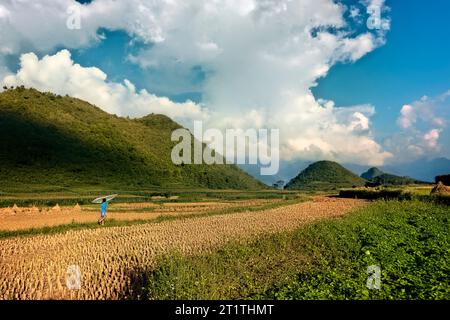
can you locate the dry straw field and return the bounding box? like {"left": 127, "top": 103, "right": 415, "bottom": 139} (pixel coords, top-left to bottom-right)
{"left": 0, "top": 197, "right": 366, "bottom": 300}
{"left": 0, "top": 199, "right": 272, "bottom": 231}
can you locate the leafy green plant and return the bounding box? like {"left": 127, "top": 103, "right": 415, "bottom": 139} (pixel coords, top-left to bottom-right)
{"left": 146, "top": 200, "right": 450, "bottom": 300}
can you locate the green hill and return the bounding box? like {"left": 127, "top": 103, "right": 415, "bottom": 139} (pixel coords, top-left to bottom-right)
{"left": 0, "top": 87, "right": 265, "bottom": 191}
{"left": 285, "top": 160, "right": 365, "bottom": 190}
{"left": 361, "top": 167, "right": 383, "bottom": 180}
{"left": 368, "top": 174, "right": 418, "bottom": 186}
{"left": 361, "top": 167, "right": 419, "bottom": 185}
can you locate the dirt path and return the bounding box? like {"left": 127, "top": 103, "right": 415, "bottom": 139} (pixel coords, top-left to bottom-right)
{"left": 0, "top": 197, "right": 366, "bottom": 300}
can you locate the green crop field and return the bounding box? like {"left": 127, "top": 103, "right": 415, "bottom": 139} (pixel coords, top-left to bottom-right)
{"left": 146, "top": 199, "right": 450, "bottom": 300}
{"left": 0, "top": 187, "right": 303, "bottom": 207}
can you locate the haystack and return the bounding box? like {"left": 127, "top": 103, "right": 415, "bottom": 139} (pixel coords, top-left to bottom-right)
{"left": 430, "top": 181, "right": 450, "bottom": 195}
{"left": 74, "top": 203, "right": 82, "bottom": 212}
{"left": 12, "top": 204, "right": 19, "bottom": 214}
{"left": 52, "top": 204, "right": 61, "bottom": 211}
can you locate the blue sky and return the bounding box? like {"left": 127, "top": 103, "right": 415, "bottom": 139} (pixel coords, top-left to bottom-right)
{"left": 71, "top": 30, "right": 205, "bottom": 103}
{"left": 1, "top": 0, "right": 449, "bottom": 166}
{"left": 313, "top": 0, "right": 450, "bottom": 137}
{"left": 69, "top": 0, "right": 450, "bottom": 124}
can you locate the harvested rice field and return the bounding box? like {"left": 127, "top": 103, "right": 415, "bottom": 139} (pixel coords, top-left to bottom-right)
{"left": 0, "top": 199, "right": 275, "bottom": 231}
{"left": 0, "top": 197, "right": 366, "bottom": 300}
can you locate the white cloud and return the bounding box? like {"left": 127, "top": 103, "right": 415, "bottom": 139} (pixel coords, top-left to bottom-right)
{"left": 397, "top": 94, "right": 448, "bottom": 131}
{"left": 0, "top": 1, "right": 92, "bottom": 54}
{"left": 386, "top": 91, "right": 450, "bottom": 162}
{"left": 0, "top": 0, "right": 176, "bottom": 54}
{"left": 0, "top": 0, "right": 393, "bottom": 166}
{"left": 273, "top": 97, "right": 392, "bottom": 166}
{"left": 423, "top": 129, "right": 441, "bottom": 149}
{"left": 338, "top": 33, "right": 377, "bottom": 62}
{"left": 363, "top": 0, "right": 391, "bottom": 30}
{"left": 2, "top": 50, "right": 207, "bottom": 124}
{"left": 397, "top": 104, "right": 416, "bottom": 129}
{"left": 0, "top": 4, "right": 10, "bottom": 19}
{"left": 121, "top": 0, "right": 391, "bottom": 165}
{"left": 349, "top": 6, "right": 361, "bottom": 19}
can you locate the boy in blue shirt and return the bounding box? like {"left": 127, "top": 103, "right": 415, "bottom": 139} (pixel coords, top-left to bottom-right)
{"left": 98, "top": 198, "right": 107, "bottom": 225}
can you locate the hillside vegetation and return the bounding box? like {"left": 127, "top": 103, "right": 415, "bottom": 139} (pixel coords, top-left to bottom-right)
{"left": 285, "top": 161, "right": 365, "bottom": 190}
{"left": 361, "top": 167, "right": 421, "bottom": 185}
{"left": 0, "top": 87, "right": 264, "bottom": 191}
{"left": 361, "top": 167, "right": 383, "bottom": 180}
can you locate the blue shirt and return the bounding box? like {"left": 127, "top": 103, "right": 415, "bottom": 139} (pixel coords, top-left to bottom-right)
{"left": 101, "top": 202, "right": 107, "bottom": 214}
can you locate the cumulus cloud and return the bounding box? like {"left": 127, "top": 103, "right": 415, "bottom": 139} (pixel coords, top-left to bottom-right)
{"left": 397, "top": 104, "right": 416, "bottom": 129}
{"left": 2, "top": 50, "right": 207, "bottom": 123}
{"left": 0, "top": 0, "right": 176, "bottom": 54}
{"left": 274, "top": 98, "right": 392, "bottom": 165}
{"left": 0, "top": 0, "right": 393, "bottom": 166}
{"left": 423, "top": 129, "right": 441, "bottom": 149}
{"left": 121, "top": 0, "right": 391, "bottom": 165}
{"left": 363, "top": 0, "right": 391, "bottom": 29}
{"left": 338, "top": 33, "right": 377, "bottom": 62}
{"left": 126, "top": 0, "right": 386, "bottom": 100}
{"left": 386, "top": 91, "right": 450, "bottom": 162}
{"left": 397, "top": 94, "right": 448, "bottom": 130}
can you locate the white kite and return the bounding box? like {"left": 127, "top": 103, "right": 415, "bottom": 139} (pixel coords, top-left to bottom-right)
{"left": 92, "top": 194, "right": 118, "bottom": 204}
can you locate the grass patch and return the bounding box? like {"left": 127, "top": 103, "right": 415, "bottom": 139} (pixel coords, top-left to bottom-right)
{"left": 146, "top": 200, "right": 450, "bottom": 300}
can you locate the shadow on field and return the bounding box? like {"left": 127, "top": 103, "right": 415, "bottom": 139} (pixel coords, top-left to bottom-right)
{"left": 122, "top": 268, "right": 150, "bottom": 300}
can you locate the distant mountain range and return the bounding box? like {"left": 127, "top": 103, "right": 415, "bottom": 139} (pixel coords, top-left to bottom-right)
{"left": 381, "top": 158, "right": 450, "bottom": 183}
{"left": 276, "top": 161, "right": 432, "bottom": 191}
{"left": 241, "top": 157, "right": 450, "bottom": 186}
{"left": 360, "top": 167, "right": 425, "bottom": 185}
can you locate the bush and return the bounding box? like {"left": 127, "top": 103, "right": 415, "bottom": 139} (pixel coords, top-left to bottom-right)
{"left": 339, "top": 188, "right": 412, "bottom": 200}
